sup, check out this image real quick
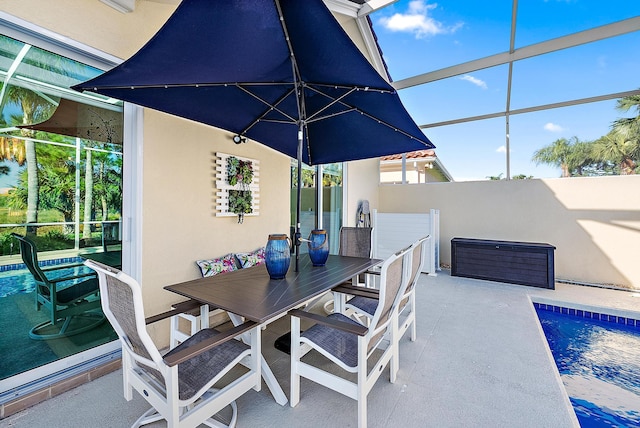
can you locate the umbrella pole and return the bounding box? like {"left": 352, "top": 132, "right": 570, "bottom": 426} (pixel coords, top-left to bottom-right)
{"left": 294, "top": 126, "right": 303, "bottom": 272}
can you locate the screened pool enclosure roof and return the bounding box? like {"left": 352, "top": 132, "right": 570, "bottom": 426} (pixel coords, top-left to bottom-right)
{"left": 366, "top": 0, "right": 640, "bottom": 179}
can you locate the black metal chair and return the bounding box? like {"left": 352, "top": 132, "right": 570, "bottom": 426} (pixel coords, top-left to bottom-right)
{"left": 11, "top": 233, "right": 104, "bottom": 340}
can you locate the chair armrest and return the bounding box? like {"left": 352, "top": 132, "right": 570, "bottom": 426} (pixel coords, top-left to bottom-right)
{"left": 289, "top": 309, "right": 368, "bottom": 336}
{"left": 172, "top": 299, "right": 205, "bottom": 312}
{"left": 163, "top": 320, "right": 258, "bottom": 367}
{"left": 145, "top": 308, "right": 186, "bottom": 325}
{"left": 332, "top": 284, "right": 379, "bottom": 300}
{"left": 145, "top": 300, "right": 221, "bottom": 324}
{"left": 48, "top": 271, "right": 97, "bottom": 284}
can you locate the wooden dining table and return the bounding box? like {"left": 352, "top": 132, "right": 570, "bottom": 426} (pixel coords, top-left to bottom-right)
{"left": 164, "top": 254, "right": 381, "bottom": 405}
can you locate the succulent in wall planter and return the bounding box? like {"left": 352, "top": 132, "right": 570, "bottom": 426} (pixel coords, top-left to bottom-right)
{"left": 227, "top": 156, "right": 253, "bottom": 188}
{"left": 229, "top": 190, "right": 253, "bottom": 224}
{"left": 226, "top": 156, "right": 254, "bottom": 223}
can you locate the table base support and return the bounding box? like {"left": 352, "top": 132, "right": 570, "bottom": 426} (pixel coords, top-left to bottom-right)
{"left": 228, "top": 313, "right": 288, "bottom": 406}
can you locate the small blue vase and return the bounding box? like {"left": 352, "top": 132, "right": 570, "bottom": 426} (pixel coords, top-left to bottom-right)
{"left": 265, "top": 234, "right": 291, "bottom": 279}
{"left": 307, "top": 229, "right": 329, "bottom": 267}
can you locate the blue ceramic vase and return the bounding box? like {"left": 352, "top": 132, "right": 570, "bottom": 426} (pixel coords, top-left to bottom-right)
{"left": 265, "top": 234, "right": 291, "bottom": 279}
{"left": 307, "top": 229, "right": 329, "bottom": 266}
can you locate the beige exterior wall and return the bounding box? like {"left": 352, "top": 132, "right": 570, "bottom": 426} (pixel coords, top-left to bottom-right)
{"left": 0, "top": 0, "right": 177, "bottom": 59}
{"left": 379, "top": 176, "right": 640, "bottom": 289}
{"left": 140, "top": 112, "right": 290, "bottom": 321}
{"left": 345, "top": 158, "right": 380, "bottom": 227}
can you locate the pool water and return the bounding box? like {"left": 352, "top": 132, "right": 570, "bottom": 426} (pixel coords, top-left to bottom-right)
{"left": 0, "top": 258, "right": 94, "bottom": 298}
{"left": 535, "top": 305, "right": 640, "bottom": 427}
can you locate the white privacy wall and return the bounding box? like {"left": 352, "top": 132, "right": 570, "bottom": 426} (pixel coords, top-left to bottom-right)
{"left": 378, "top": 176, "right": 640, "bottom": 289}
{"left": 372, "top": 209, "right": 440, "bottom": 275}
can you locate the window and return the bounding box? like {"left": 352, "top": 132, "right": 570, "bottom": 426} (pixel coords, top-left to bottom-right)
{"left": 290, "top": 161, "right": 343, "bottom": 254}
{"left": 0, "top": 30, "right": 123, "bottom": 388}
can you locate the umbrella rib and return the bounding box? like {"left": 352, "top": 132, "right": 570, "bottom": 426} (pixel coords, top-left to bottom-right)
{"left": 84, "top": 82, "right": 295, "bottom": 90}
{"left": 305, "top": 86, "right": 357, "bottom": 122}
{"left": 235, "top": 85, "right": 298, "bottom": 133}
{"left": 355, "top": 107, "right": 429, "bottom": 143}
{"left": 305, "top": 108, "right": 356, "bottom": 124}
{"left": 258, "top": 119, "right": 297, "bottom": 125}
{"left": 312, "top": 82, "right": 394, "bottom": 94}
{"left": 308, "top": 84, "right": 430, "bottom": 144}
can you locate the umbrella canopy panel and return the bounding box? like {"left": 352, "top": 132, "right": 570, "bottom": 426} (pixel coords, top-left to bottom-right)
{"left": 73, "top": 0, "right": 434, "bottom": 165}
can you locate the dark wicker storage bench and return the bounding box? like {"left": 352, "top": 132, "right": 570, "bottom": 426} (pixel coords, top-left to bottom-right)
{"left": 451, "top": 238, "right": 555, "bottom": 289}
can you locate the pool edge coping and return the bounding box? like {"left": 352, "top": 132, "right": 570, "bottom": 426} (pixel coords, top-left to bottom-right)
{"left": 531, "top": 295, "right": 640, "bottom": 323}
{"left": 526, "top": 296, "right": 581, "bottom": 428}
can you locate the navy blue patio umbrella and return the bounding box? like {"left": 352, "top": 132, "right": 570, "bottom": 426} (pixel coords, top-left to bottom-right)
{"left": 73, "top": 0, "right": 434, "bottom": 270}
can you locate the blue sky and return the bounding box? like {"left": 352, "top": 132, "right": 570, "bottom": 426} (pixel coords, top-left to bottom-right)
{"left": 369, "top": 0, "right": 640, "bottom": 180}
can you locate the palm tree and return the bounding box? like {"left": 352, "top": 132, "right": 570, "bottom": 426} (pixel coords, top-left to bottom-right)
{"left": 593, "top": 130, "right": 639, "bottom": 175}
{"left": 0, "top": 136, "right": 26, "bottom": 166}
{"left": 612, "top": 93, "right": 640, "bottom": 143}
{"left": 532, "top": 137, "right": 575, "bottom": 177}
{"left": 566, "top": 140, "right": 598, "bottom": 176}
{"left": 83, "top": 149, "right": 93, "bottom": 240}
{"left": 8, "top": 133, "right": 78, "bottom": 233}
{"left": 91, "top": 145, "right": 123, "bottom": 221}
{"left": 5, "top": 89, "right": 56, "bottom": 233}
{"left": 1, "top": 38, "right": 90, "bottom": 235}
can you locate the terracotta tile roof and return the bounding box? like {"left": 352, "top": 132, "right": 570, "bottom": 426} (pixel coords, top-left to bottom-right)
{"left": 381, "top": 150, "right": 436, "bottom": 161}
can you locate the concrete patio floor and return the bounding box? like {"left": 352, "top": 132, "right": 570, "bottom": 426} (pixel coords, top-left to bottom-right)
{"left": 3, "top": 270, "right": 639, "bottom": 427}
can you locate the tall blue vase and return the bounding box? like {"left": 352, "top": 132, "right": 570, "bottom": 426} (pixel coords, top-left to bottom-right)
{"left": 265, "top": 234, "right": 291, "bottom": 279}
{"left": 307, "top": 229, "right": 329, "bottom": 267}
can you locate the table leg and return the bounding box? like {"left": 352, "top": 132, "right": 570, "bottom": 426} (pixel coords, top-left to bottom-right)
{"left": 228, "top": 312, "right": 288, "bottom": 406}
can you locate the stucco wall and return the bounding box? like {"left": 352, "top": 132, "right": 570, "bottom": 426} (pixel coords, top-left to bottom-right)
{"left": 379, "top": 176, "right": 640, "bottom": 289}
{"left": 345, "top": 158, "right": 380, "bottom": 227}
{"left": 140, "top": 112, "right": 290, "bottom": 320}
{"left": 0, "top": 0, "right": 177, "bottom": 59}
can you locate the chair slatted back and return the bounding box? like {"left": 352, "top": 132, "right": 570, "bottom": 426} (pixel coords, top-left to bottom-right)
{"left": 339, "top": 227, "right": 373, "bottom": 258}
{"left": 368, "top": 247, "right": 410, "bottom": 350}
{"left": 11, "top": 233, "right": 48, "bottom": 286}
{"left": 104, "top": 275, "right": 155, "bottom": 362}
{"left": 88, "top": 261, "right": 163, "bottom": 372}
{"left": 400, "top": 236, "right": 428, "bottom": 308}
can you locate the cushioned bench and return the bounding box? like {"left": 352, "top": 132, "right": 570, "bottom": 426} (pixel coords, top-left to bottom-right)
{"left": 170, "top": 247, "right": 266, "bottom": 348}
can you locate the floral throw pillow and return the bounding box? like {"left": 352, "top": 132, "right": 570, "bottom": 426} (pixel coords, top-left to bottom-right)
{"left": 196, "top": 253, "right": 238, "bottom": 278}
{"left": 235, "top": 247, "right": 265, "bottom": 269}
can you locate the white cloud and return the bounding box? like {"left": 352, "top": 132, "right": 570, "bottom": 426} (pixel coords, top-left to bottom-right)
{"left": 378, "top": 1, "right": 463, "bottom": 39}
{"left": 544, "top": 122, "right": 564, "bottom": 132}
{"left": 496, "top": 145, "right": 507, "bottom": 153}
{"left": 459, "top": 74, "right": 487, "bottom": 89}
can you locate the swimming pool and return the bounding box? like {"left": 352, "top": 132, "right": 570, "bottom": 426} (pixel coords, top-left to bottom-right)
{"left": 0, "top": 258, "right": 94, "bottom": 298}
{"left": 535, "top": 302, "right": 640, "bottom": 427}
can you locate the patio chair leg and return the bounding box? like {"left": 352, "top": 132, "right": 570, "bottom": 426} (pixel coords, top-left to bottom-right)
{"left": 290, "top": 315, "right": 301, "bottom": 407}
{"left": 357, "top": 337, "right": 368, "bottom": 428}
{"left": 390, "top": 315, "right": 400, "bottom": 383}
{"left": 357, "top": 376, "right": 367, "bottom": 428}
{"left": 410, "top": 300, "right": 417, "bottom": 342}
